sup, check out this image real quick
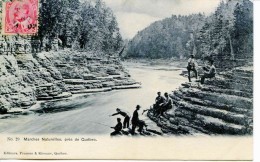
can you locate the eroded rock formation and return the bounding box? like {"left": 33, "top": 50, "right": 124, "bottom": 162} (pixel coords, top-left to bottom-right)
{"left": 148, "top": 67, "right": 253, "bottom": 135}
{"left": 0, "top": 36, "right": 139, "bottom": 115}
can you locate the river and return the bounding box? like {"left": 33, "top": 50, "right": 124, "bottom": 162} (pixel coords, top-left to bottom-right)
{"left": 0, "top": 62, "right": 186, "bottom": 135}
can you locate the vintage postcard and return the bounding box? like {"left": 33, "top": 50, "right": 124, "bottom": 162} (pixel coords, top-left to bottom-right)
{"left": 0, "top": 0, "right": 253, "bottom": 160}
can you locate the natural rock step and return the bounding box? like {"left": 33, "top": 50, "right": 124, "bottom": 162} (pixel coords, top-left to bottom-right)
{"left": 157, "top": 114, "right": 207, "bottom": 135}
{"left": 71, "top": 88, "right": 112, "bottom": 94}
{"left": 219, "top": 73, "right": 253, "bottom": 83}
{"left": 48, "top": 91, "right": 61, "bottom": 96}
{"left": 82, "top": 74, "right": 97, "bottom": 80}
{"left": 112, "top": 75, "right": 124, "bottom": 79}
{"left": 95, "top": 76, "right": 114, "bottom": 81}
{"left": 202, "top": 78, "right": 252, "bottom": 92}
{"left": 232, "top": 69, "right": 253, "bottom": 78}
{"left": 159, "top": 117, "right": 204, "bottom": 135}
{"left": 174, "top": 100, "right": 248, "bottom": 125}
{"left": 0, "top": 114, "right": 13, "bottom": 119}
{"left": 180, "top": 88, "right": 253, "bottom": 110}
{"left": 176, "top": 124, "right": 209, "bottom": 135}
{"left": 148, "top": 111, "right": 188, "bottom": 134}
{"left": 167, "top": 109, "right": 246, "bottom": 135}
{"left": 205, "top": 78, "right": 253, "bottom": 91}
{"left": 216, "top": 74, "right": 253, "bottom": 85}
{"left": 102, "top": 82, "right": 115, "bottom": 87}
{"left": 64, "top": 79, "right": 101, "bottom": 85}
{"left": 53, "top": 92, "right": 72, "bottom": 99}
{"left": 195, "top": 114, "right": 247, "bottom": 135}
{"left": 21, "top": 101, "right": 36, "bottom": 107}
{"left": 162, "top": 109, "right": 215, "bottom": 134}
{"left": 37, "top": 96, "right": 54, "bottom": 100}
{"left": 67, "top": 85, "right": 86, "bottom": 91}
{"left": 112, "top": 84, "right": 141, "bottom": 90}
{"left": 6, "top": 108, "right": 33, "bottom": 115}
{"left": 206, "top": 80, "right": 253, "bottom": 93}
{"left": 167, "top": 116, "right": 210, "bottom": 135}
{"left": 172, "top": 90, "right": 252, "bottom": 115}
{"left": 200, "top": 85, "right": 252, "bottom": 98}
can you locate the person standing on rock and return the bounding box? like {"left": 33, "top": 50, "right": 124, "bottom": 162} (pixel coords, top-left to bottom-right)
{"left": 187, "top": 54, "right": 198, "bottom": 82}
{"left": 160, "top": 93, "right": 173, "bottom": 116}
{"left": 110, "top": 118, "right": 123, "bottom": 136}
{"left": 131, "top": 105, "right": 141, "bottom": 134}
{"left": 201, "top": 59, "right": 216, "bottom": 84}
{"left": 110, "top": 108, "right": 130, "bottom": 128}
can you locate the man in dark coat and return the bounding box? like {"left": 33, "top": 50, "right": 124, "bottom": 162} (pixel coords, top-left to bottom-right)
{"left": 131, "top": 105, "right": 141, "bottom": 134}
{"left": 110, "top": 118, "right": 123, "bottom": 136}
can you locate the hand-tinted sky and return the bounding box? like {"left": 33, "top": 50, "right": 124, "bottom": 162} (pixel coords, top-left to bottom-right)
{"left": 103, "top": 0, "right": 222, "bottom": 39}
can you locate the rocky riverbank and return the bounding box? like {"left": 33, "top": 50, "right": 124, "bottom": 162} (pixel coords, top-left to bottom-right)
{"left": 0, "top": 49, "right": 140, "bottom": 116}
{"left": 148, "top": 66, "right": 253, "bottom": 135}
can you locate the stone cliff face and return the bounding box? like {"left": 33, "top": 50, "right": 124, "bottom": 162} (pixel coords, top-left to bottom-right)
{"left": 0, "top": 54, "right": 36, "bottom": 113}
{"left": 148, "top": 67, "right": 253, "bottom": 135}
{"left": 0, "top": 41, "right": 139, "bottom": 115}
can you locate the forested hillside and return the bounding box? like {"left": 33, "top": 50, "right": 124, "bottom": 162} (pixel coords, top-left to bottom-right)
{"left": 126, "top": 14, "right": 206, "bottom": 59}
{"left": 126, "top": 0, "right": 253, "bottom": 63}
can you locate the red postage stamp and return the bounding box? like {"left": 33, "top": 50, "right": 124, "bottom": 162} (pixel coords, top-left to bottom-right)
{"left": 2, "top": 0, "right": 39, "bottom": 35}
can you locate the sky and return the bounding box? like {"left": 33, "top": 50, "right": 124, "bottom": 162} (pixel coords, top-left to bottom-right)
{"left": 102, "top": 0, "right": 222, "bottom": 39}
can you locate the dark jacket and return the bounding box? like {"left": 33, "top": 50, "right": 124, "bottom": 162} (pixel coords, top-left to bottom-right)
{"left": 131, "top": 110, "right": 139, "bottom": 124}
{"left": 112, "top": 111, "right": 129, "bottom": 117}
{"left": 114, "top": 122, "right": 122, "bottom": 132}
{"left": 155, "top": 96, "right": 165, "bottom": 105}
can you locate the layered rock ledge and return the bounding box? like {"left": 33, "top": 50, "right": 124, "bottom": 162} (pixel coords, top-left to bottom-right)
{"left": 148, "top": 67, "right": 253, "bottom": 135}
{"left": 0, "top": 50, "right": 140, "bottom": 116}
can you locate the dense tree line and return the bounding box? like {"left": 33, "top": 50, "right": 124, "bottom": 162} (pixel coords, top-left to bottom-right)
{"left": 126, "top": 0, "right": 253, "bottom": 62}
{"left": 126, "top": 14, "right": 206, "bottom": 59}
{"left": 197, "top": 0, "right": 253, "bottom": 60}
{"left": 38, "top": 0, "right": 123, "bottom": 53}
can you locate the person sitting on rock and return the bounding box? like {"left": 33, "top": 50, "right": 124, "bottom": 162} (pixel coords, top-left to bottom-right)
{"left": 153, "top": 92, "right": 165, "bottom": 116}
{"left": 138, "top": 120, "right": 148, "bottom": 134}
{"left": 200, "top": 59, "right": 216, "bottom": 84}
{"left": 160, "top": 92, "right": 173, "bottom": 116}
{"left": 110, "top": 118, "right": 123, "bottom": 136}
{"left": 187, "top": 54, "right": 198, "bottom": 82}
{"left": 110, "top": 108, "right": 130, "bottom": 128}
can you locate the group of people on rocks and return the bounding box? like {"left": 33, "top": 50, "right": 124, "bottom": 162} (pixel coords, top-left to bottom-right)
{"left": 187, "top": 54, "right": 216, "bottom": 84}
{"left": 152, "top": 92, "right": 173, "bottom": 117}
{"left": 109, "top": 54, "right": 215, "bottom": 136}
{"left": 109, "top": 105, "right": 147, "bottom": 136}
{"left": 109, "top": 92, "right": 173, "bottom": 136}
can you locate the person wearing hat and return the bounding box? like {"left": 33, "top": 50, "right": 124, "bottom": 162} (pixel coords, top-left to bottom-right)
{"left": 187, "top": 54, "right": 198, "bottom": 82}
{"left": 110, "top": 108, "right": 130, "bottom": 128}
{"left": 131, "top": 105, "right": 141, "bottom": 134}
